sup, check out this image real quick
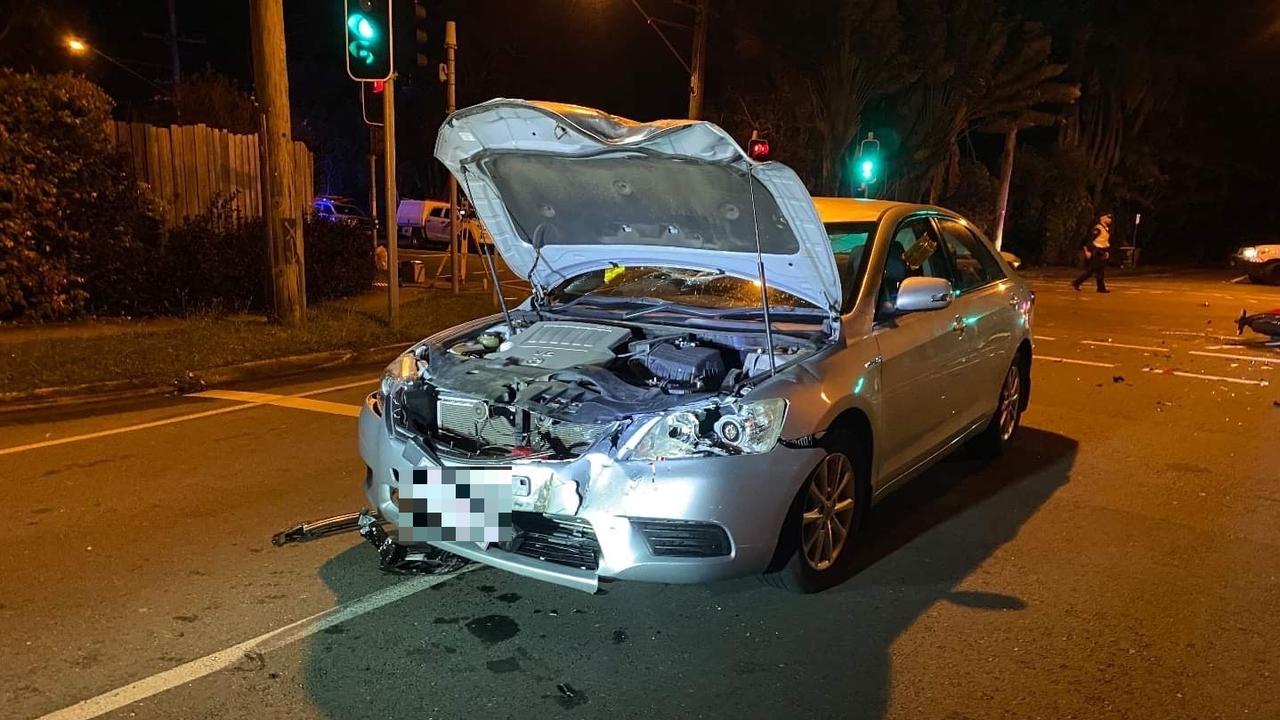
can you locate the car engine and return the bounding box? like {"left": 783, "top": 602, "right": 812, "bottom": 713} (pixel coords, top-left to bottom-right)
{"left": 398, "top": 318, "right": 816, "bottom": 460}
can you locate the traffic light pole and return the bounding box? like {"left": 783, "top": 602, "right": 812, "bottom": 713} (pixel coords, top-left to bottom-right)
{"left": 383, "top": 75, "right": 399, "bottom": 328}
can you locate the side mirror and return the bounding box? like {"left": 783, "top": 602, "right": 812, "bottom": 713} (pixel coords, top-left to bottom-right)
{"left": 895, "top": 276, "right": 954, "bottom": 313}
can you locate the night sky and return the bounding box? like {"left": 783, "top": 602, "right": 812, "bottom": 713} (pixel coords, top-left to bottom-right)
{"left": 5, "top": 0, "right": 1279, "bottom": 256}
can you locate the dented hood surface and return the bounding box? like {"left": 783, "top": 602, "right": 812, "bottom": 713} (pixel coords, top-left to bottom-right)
{"left": 434, "top": 99, "right": 841, "bottom": 312}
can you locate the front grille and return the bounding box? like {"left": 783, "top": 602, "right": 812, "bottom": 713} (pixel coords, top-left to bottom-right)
{"left": 630, "top": 519, "right": 731, "bottom": 558}
{"left": 508, "top": 512, "right": 600, "bottom": 571}
{"left": 434, "top": 393, "right": 607, "bottom": 455}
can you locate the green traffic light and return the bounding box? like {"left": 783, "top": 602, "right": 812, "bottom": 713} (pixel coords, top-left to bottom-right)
{"left": 347, "top": 14, "right": 377, "bottom": 41}
{"left": 860, "top": 159, "right": 875, "bottom": 181}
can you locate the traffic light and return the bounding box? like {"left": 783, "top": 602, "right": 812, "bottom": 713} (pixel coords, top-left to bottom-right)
{"left": 345, "top": 0, "right": 392, "bottom": 82}
{"left": 747, "top": 130, "right": 770, "bottom": 161}
{"left": 855, "top": 133, "right": 881, "bottom": 186}
{"left": 413, "top": 0, "right": 429, "bottom": 67}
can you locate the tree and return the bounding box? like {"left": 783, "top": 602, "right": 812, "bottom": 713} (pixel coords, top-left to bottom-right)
{"left": 890, "top": 0, "right": 1077, "bottom": 205}
{"left": 173, "top": 70, "right": 259, "bottom": 134}
{"left": 710, "top": 0, "right": 914, "bottom": 195}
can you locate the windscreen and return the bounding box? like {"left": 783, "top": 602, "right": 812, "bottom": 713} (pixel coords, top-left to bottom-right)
{"left": 477, "top": 152, "right": 801, "bottom": 255}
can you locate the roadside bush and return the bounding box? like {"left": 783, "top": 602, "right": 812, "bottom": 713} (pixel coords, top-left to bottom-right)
{"left": 148, "top": 198, "right": 372, "bottom": 314}
{"left": 305, "top": 218, "right": 374, "bottom": 303}
{"left": 0, "top": 70, "right": 163, "bottom": 320}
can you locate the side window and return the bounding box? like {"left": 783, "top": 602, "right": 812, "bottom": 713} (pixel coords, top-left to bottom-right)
{"left": 878, "top": 217, "right": 949, "bottom": 316}
{"left": 936, "top": 218, "right": 1005, "bottom": 292}
{"left": 432, "top": 207, "right": 449, "bottom": 219}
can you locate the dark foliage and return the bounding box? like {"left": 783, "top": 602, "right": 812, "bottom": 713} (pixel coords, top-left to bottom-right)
{"left": 304, "top": 218, "right": 376, "bottom": 303}
{"left": 0, "top": 70, "right": 164, "bottom": 320}
{"left": 152, "top": 198, "right": 373, "bottom": 315}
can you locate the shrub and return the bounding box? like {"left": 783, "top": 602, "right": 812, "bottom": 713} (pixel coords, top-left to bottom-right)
{"left": 0, "top": 70, "right": 164, "bottom": 320}
{"left": 147, "top": 198, "right": 372, "bottom": 315}
{"left": 305, "top": 218, "right": 375, "bottom": 303}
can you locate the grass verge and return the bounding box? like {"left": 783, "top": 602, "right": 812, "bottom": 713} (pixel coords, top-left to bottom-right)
{"left": 0, "top": 289, "right": 498, "bottom": 394}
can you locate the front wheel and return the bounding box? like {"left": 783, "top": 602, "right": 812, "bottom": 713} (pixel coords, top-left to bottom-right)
{"left": 763, "top": 442, "right": 868, "bottom": 593}
{"left": 970, "top": 360, "right": 1025, "bottom": 459}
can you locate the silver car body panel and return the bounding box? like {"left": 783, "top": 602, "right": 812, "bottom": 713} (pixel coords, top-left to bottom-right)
{"left": 434, "top": 99, "right": 841, "bottom": 311}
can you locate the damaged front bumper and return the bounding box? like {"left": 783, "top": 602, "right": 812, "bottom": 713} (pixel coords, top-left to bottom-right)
{"left": 357, "top": 392, "right": 822, "bottom": 594}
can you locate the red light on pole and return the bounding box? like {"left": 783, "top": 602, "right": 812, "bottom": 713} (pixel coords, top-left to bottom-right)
{"left": 747, "top": 132, "right": 770, "bottom": 161}
{"left": 371, "top": 79, "right": 385, "bottom": 93}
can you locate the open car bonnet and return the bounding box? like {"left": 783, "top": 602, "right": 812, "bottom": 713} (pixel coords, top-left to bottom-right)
{"left": 434, "top": 99, "right": 841, "bottom": 312}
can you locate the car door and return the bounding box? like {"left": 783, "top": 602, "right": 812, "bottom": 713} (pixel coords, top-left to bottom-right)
{"left": 934, "top": 217, "right": 1019, "bottom": 428}
{"left": 872, "top": 216, "right": 972, "bottom": 480}
{"left": 425, "top": 206, "right": 450, "bottom": 243}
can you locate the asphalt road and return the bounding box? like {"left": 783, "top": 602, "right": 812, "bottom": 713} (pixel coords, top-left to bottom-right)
{"left": 2, "top": 270, "right": 1278, "bottom": 720}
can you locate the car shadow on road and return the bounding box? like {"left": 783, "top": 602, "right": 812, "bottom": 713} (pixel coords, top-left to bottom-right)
{"left": 300, "top": 427, "right": 1075, "bottom": 720}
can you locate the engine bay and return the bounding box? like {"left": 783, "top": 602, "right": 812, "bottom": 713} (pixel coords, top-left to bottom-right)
{"left": 388, "top": 314, "right": 825, "bottom": 460}
{"left": 443, "top": 318, "right": 809, "bottom": 396}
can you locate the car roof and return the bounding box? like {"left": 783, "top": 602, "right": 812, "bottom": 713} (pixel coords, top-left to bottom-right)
{"left": 811, "top": 196, "right": 933, "bottom": 224}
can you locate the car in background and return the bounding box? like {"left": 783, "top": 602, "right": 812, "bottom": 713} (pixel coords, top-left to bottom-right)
{"left": 1233, "top": 242, "right": 1280, "bottom": 285}
{"left": 397, "top": 199, "right": 451, "bottom": 248}
{"left": 359, "top": 100, "right": 1034, "bottom": 595}
{"left": 313, "top": 196, "right": 371, "bottom": 228}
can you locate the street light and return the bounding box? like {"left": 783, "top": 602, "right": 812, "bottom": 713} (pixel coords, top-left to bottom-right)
{"left": 65, "top": 35, "right": 89, "bottom": 55}
{"left": 62, "top": 34, "right": 166, "bottom": 94}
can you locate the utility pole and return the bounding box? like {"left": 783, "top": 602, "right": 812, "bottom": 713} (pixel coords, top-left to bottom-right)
{"left": 383, "top": 77, "right": 400, "bottom": 328}
{"left": 166, "top": 0, "right": 182, "bottom": 90}
{"left": 688, "top": 0, "right": 708, "bottom": 120}
{"left": 250, "top": 0, "right": 306, "bottom": 326}
{"left": 446, "top": 20, "right": 460, "bottom": 294}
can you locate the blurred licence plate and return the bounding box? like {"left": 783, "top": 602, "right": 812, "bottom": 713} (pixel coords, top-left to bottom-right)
{"left": 398, "top": 466, "right": 514, "bottom": 549}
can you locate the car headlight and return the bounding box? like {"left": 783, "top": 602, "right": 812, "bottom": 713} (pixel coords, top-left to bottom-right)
{"left": 628, "top": 398, "right": 788, "bottom": 460}
{"left": 379, "top": 350, "right": 423, "bottom": 399}
{"left": 1241, "top": 246, "right": 1259, "bottom": 260}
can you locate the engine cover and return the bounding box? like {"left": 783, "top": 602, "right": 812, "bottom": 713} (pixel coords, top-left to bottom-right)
{"left": 643, "top": 343, "right": 726, "bottom": 387}
{"left": 486, "top": 321, "right": 630, "bottom": 370}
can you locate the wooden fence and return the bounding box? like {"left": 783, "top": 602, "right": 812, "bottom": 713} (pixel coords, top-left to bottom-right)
{"left": 106, "top": 121, "right": 314, "bottom": 229}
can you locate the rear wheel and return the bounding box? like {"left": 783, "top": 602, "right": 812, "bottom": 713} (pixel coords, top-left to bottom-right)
{"left": 970, "top": 360, "right": 1025, "bottom": 459}
{"left": 763, "top": 435, "right": 868, "bottom": 593}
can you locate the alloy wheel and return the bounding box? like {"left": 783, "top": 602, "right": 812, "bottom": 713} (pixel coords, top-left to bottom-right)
{"left": 801, "top": 453, "right": 857, "bottom": 571}
{"left": 998, "top": 365, "right": 1022, "bottom": 442}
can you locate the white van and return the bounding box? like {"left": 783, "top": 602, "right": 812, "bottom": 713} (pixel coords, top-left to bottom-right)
{"left": 396, "top": 199, "right": 451, "bottom": 247}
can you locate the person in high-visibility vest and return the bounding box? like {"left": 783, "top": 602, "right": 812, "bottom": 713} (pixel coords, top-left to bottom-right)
{"left": 1072, "top": 213, "right": 1113, "bottom": 293}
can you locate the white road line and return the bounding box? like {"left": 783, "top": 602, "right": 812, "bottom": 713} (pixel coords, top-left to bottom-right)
{"left": 35, "top": 568, "right": 474, "bottom": 720}
{"left": 1142, "top": 368, "right": 1270, "bottom": 387}
{"left": 1034, "top": 355, "right": 1117, "bottom": 368}
{"left": 1033, "top": 335, "right": 1057, "bottom": 341}
{"left": 0, "top": 378, "right": 375, "bottom": 457}
{"left": 1080, "top": 339, "right": 1169, "bottom": 353}
{"left": 1188, "top": 350, "right": 1280, "bottom": 364}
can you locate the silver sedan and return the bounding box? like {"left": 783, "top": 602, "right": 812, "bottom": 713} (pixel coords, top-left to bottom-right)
{"left": 358, "top": 100, "right": 1034, "bottom": 593}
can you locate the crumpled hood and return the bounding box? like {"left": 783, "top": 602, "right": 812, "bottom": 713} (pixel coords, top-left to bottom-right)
{"left": 434, "top": 99, "right": 840, "bottom": 312}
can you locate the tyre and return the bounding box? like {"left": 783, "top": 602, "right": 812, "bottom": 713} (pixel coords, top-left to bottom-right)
{"left": 969, "top": 358, "right": 1026, "bottom": 459}
{"left": 763, "top": 434, "right": 869, "bottom": 593}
